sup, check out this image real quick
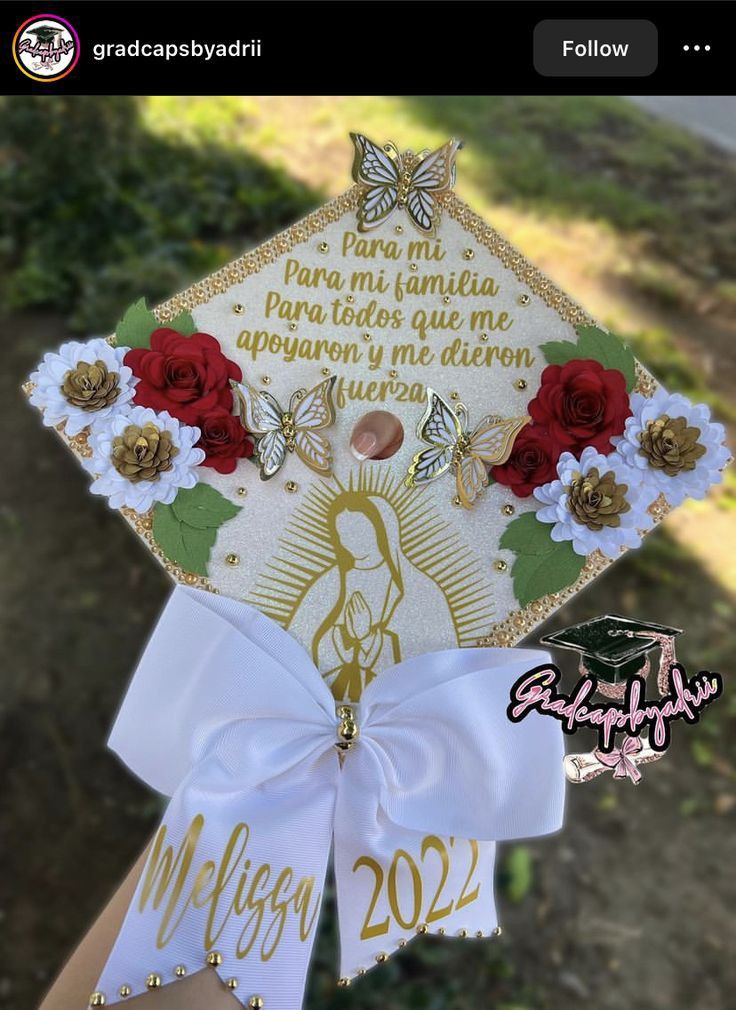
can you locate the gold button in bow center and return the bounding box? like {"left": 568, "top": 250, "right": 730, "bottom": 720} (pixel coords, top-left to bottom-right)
{"left": 336, "top": 705, "right": 359, "bottom": 751}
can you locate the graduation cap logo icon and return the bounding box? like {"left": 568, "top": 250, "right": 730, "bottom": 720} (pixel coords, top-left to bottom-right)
{"left": 527, "top": 614, "right": 721, "bottom": 785}
{"left": 13, "top": 15, "right": 79, "bottom": 82}
{"left": 541, "top": 614, "right": 682, "bottom": 698}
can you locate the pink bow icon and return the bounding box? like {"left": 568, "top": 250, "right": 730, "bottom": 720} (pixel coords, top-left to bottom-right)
{"left": 594, "top": 736, "right": 644, "bottom": 784}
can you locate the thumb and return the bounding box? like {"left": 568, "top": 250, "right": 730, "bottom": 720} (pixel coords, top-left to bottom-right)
{"left": 350, "top": 410, "right": 405, "bottom": 461}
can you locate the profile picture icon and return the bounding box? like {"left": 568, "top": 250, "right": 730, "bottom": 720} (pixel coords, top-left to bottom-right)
{"left": 13, "top": 14, "right": 80, "bottom": 82}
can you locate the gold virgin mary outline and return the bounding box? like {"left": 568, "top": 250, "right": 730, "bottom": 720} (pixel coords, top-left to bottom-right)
{"left": 247, "top": 466, "right": 495, "bottom": 701}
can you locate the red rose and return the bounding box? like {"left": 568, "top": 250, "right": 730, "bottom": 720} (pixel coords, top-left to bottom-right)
{"left": 196, "top": 408, "right": 254, "bottom": 474}
{"left": 528, "top": 359, "right": 631, "bottom": 454}
{"left": 125, "top": 328, "right": 242, "bottom": 425}
{"left": 491, "top": 425, "right": 562, "bottom": 497}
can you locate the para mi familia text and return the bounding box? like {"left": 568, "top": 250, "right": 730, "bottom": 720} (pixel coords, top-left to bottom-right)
{"left": 256, "top": 232, "right": 515, "bottom": 342}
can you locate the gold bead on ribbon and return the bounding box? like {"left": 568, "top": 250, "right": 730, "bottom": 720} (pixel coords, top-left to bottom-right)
{"left": 336, "top": 705, "right": 359, "bottom": 751}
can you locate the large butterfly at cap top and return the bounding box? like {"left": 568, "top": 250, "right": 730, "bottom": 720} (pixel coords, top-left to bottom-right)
{"left": 350, "top": 133, "right": 462, "bottom": 235}
{"left": 231, "top": 376, "right": 336, "bottom": 479}
{"left": 405, "top": 388, "right": 530, "bottom": 510}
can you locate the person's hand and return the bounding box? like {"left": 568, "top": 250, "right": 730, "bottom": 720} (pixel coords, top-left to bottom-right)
{"left": 350, "top": 410, "right": 404, "bottom": 460}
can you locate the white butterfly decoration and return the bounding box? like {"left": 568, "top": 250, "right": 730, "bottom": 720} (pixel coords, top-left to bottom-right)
{"left": 405, "top": 388, "right": 530, "bottom": 510}
{"left": 231, "top": 376, "right": 336, "bottom": 479}
{"left": 350, "top": 132, "right": 462, "bottom": 235}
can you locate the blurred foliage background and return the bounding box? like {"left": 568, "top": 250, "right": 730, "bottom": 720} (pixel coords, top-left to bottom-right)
{"left": 0, "top": 96, "right": 734, "bottom": 1010}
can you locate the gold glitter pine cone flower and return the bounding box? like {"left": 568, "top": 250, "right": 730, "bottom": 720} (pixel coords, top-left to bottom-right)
{"left": 62, "top": 359, "right": 121, "bottom": 412}
{"left": 533, "top": 446, "right": 651, "bottom": 559}
{"left": 638, "top": 415, "right": 706, "bottom": 476}
{"left": 566, "top": 466, "right": 630, "bottom": 531}
{"left": 84, "top": 406, "right": 205, "bottom": 513}
{"left": 112, "top": 422, "right": 179, "bottom": 483}
{"left": 28, "top": 337, "right": 138, "bottom": 437}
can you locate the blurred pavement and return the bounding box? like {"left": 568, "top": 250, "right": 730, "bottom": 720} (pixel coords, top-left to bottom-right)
{"left": 627, "top": 96, "right": 736, "bottom": 152}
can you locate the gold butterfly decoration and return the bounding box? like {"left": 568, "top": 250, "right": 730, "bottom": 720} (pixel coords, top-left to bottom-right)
{"left": 350, "top": 133, "right": 462, "bottom": 235}
{"left": 405, "top": 388, "right": 529, "bottom": 510}
{"left": 232, "top": 376, "right": 336, "bottom": 479}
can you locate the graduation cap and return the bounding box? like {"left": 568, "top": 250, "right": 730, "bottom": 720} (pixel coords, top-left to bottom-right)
{"left": 540, "top": 614, "right": 682, "bottom": 685}
{"left": 27, "top": 26, "right": 64, "bottom": 43}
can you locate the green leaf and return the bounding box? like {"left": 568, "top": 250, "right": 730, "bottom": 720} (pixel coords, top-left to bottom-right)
{"left": 167, "top": 310, "right": 197, "bottom": 336}
{"left": 510, "top": 542, "right": 586, "bottom": 607}
{"left": 500, "top": 511, "right": 586, "bottom": 605}
{"left": 170, "top": 483, "right": 241, "bottom": 529}
{"left": 115, "top": 297, "right": 158, "bottom": 349}
{"left": 152, "top": 486, "right": 241, "bottom": 576}
{"left": 503, "top": 846, "right": 534, "bottom": 903}
{"left": 540, "top": 323, "right": 637, "bottom": 392}
{"left": 152, "top": 503, "right": 213, "bottom": 576}
{"left": 500, "top": 511, "right": 559, "bottom": 556}
{"left": 538, "top": 339, "right": 576, "bottom": 365}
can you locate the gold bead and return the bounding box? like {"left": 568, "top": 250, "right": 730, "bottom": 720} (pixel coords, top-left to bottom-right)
{"left": 394, "top": 225, "right": 404, "bottom": 234}
{"left": 226, "top": 978, "right": 238, "bottom": 990}
{"left": 476, "top": 930, "right": 484, "bottom": 938}
{"left": 233, "top": 303, "right": 245, "bottom": 315}
{"left": 397, "top": 939, "right": 407, "bottom": 948}
{"left": 321, "top": 367, "right": 331, "bottom": 376}
{"left": 174, "top": 965, "right": 187, "bottom": 978}
{"left": 409, "top": 263, "right": 418, "bottom": 272}
{"left": 502, "top": 503, "right": 515, "bottom": 516}
{"left": 146, "top": 975, "right": 161, "bottom": 990}
{"left": 452, "top": 495, "right": 462, "bottom": 507}
{"left": 375, "top": 952, "right": 388, "bottom": 963}
{"left": 357, "top": 968, "right": 366, "bottom": 975}
{"left": 318, "top": 241, "right": 329, "bottom": 253}
{"left": 494, "top": 560, "right": 508, "bottom": 572}
{"left": 183, "top": 572, "right": 198, "bottom": 585}
{"left": 89, "top": 994, "right": 106, "bottom": 1007}
{"left": 285, "top": 480, "right": 298, "bottom": 494}
{"left": 225, "top": 553, "right": 240, "bottom": 567}
{"left": 450, "top": 391, "right": 460, "bottom": 400}
{"left": 119, "top": 985, "right": 132, "bottom": 998}
{"left": 289, "top": 322, "right": 297, "bottom": 331}
{"left": 337, "top": 978, "right": 351, "bottom": 988}
{"left": 464, "top": 248, "right": 475, "bottom": 260}
{"left": 206, "top": 951, "right": 223, "bottom": 967}
{"left": 437, "top": 927, "right": 446, "bottom": 935}
{"left": 389, "top": 369, "right": 398, "bottom": 378}
{"left": 493, "top": 925, "right": 503, "bottom": 936}
{"left": 479, "top": 332, "right": 489, "bottom": 342}
{"left": 458, "top": 929, "right": 468, "bottom": 938}
{"left": 346, "top": 294, "right": 355, "bottom": 303}
{"left": 248, "top": 997, "right": 265, "bottom": 1010}
{"left": 261, "top": 375, "right": 271, "bottom": 385}
{"left": 416, "top": 923, "right": 429, "bottom": 935}
{"left": 442, "top": 295, "right": 451, "bottom": 304}
{"left": 362, "top": 332, "right": 371, "bottom": 342}
{"left": 236, "top": 487, "right": 247, "bottom": 496}
{"left": 514, "top": 378, "right": 528, "bottom": 391}
{"left": 517, "top": 293, "right": 531, "bottom": 306}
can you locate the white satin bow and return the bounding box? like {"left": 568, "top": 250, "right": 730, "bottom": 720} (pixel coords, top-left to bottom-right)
{"left": 93, "top": 586, "right": 565, "bottom": 1009}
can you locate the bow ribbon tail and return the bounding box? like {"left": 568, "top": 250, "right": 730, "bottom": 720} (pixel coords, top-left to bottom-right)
{"left": 93, "top": 754, "right": 338, "bottom": 1008}
{"left": 332, "top": 649, "right": 566, "bottom": 980}
{"left": 334, "top": 744, "right": 498, "bottom": 979}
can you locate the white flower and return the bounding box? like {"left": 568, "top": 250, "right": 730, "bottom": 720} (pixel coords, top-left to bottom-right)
{"left": 84, "top": 406, "right": 205, "bottom": 513}
{"left": 29, "top": 338, "right": 137, "bottom": 436}
{"left": 612, "top": 388, "right": 729, "bottom": 507}
{"left": 533, "top": 446, "right": 652, "bottom": 559}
